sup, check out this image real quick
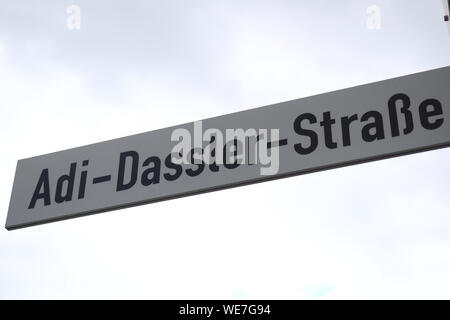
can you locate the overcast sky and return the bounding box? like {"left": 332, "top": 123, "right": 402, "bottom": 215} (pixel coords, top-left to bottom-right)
{"left": 1, "top": 0, "right": 450, "bottom": 299}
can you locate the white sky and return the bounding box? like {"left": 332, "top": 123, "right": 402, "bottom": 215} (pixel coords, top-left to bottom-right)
{"left": 1, "top": 0, "right": 450, "bottom": 299}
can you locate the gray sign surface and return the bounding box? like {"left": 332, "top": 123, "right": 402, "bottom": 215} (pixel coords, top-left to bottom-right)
{"left": 6, "top": 66, "right": 450, "bottom": 230}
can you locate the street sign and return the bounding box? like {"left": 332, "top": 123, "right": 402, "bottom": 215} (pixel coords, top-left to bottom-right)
{"left": 6, "top": 66, "right": 450, "bottom": 230}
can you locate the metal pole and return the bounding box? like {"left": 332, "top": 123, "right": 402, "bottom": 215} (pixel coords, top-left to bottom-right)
{"left": 445, "top": 0, "right": 450, "bottom": 21}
